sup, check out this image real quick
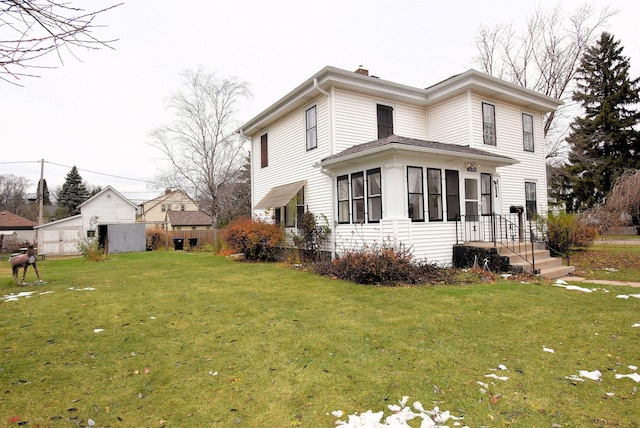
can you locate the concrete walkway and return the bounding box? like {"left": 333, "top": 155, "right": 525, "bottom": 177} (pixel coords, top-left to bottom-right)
{"left": 558, "top": 276, "right": 640, "bottom": 288}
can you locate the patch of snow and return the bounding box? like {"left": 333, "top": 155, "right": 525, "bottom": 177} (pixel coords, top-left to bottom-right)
{"left": 93, "top": 328, "right": 105, "bottom": 333}
{"left": 484, "top": 373, "right": 509, "bottom": 381}
{"left": 629, "top": 365, "right": 638, "bottom": 371}
{"left": 69, "top": 287, "right": 96, "bottom": 291}
{"left": 633, "top": 323, "right": 640, "bottom": 328}
{"left": 543, "top": 347, "right": 555, "bottom": 353}
{"left": 615, "top": 373, "right": 640, "bottom": 382}
{"left": 498, "top": 364, "right": 507, "bottom": 371}
{"left": 618, "top": 294, "right": 640, "bottom": 299}
{"left": 565, "top": 285, "right": 593, "bottom": 293}
{"left": 2, "top": 291, "right": 36, "bottom": 302}
{"left": 578, "top": 370, "right": 602, "bottom": 381}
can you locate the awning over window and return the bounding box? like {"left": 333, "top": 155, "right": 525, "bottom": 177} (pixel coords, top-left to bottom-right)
{"left": 254, "top": 180, "right": 306, "bottom": 210}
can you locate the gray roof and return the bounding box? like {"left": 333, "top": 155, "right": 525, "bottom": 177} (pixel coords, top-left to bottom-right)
{"left": 319, "top": 135, "right": 518, "bottom": 166}
{"left": 167, "top": 211, "right": 212, "bottom": 226}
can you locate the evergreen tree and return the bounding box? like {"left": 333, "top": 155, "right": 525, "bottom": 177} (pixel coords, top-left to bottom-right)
{"left": 57, "top": 166, "right": 90, "bottom": 216}
{"left": 37, "top": 178, "right": 51, "bottom": 205}
{"left": 558, "top": 32, "right": 640, "bottom": 212}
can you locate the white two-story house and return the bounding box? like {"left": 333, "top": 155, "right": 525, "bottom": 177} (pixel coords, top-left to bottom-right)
{"left": 239, "top": 66, "right": 561, "bottom": 266}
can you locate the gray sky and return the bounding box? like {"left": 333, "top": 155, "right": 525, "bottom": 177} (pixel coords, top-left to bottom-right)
{"left": 1, "top": 0, "right": 638, "bottom": 204}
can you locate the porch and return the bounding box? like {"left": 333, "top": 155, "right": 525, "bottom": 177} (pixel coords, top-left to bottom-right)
{"left": 455, "top": 212, "right": 575, "bottom": 279}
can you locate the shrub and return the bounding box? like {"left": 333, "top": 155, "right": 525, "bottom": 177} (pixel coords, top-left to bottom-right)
{"left": 77, "top": 237, "right": 104, "bottom": 261}
{"left": 223, "top": 217, "right": 283, "bottom": 261}
{"left": 313, "top": 242, "right": 456, "bottom": 286}
{"left": 146, "top": 228, "right": 164, "bottom": 250}
{"left": 289, "top": 211, "right": 331, "bottom": 262}
{"left": 544, "top": 211, "right": 597, "bottom": 255}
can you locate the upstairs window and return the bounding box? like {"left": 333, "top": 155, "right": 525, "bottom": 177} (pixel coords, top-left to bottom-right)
{"left": 522, "top": 113, "right": 534, "bottom": 152}
{"left": 377, "top": 104, "right": 394, "bottom": 139}
{"left": 482, "top": 102, "right": 496, "bottom": 146}
{"left": 367, "top": 168, "right": 382, "bottom": 223}
{"left": 306, "top": 106, "right": 317, "bottom": 151}
{"left": 260, "top": 133, "right": 268, "bottom": 168}
{"left": 427, "top": 168, "right": 443, "bottom": 221}
{"left": 407, "top": 166, "right": 424, "bottom": 221}
{"left": 337, "top": 175, "right": 350, "bottom": 224}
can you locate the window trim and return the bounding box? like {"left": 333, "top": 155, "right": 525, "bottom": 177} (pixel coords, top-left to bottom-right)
{"left": 525, "top": 181, "right": 537, "bottom": 220}
{"left": 376, "top": 104, "right": 394, "bottom": 139}
{"left": 260, "top": 133, "right": 268, "bottom": 168}
{"left": 337, "top": 175, "right": 350, "bottom": 224}
{"left": 351, "top": 172, "right": 365, "bottom": 224}
{"left": 445, "top": 169, "right": 460, "bottom": 221}
{"left": 427, "top": 168, "right": 443, "bottom": 222}
{"left": 481, "top": 173, "right": 492, "bottom": 216}
{"left": 522, "top": 112, "right": 534, "bottom": 152}
{"left": 482, "top": 102, "right": 496, "bottom": 146}
{"left": 305, "top": 105, "right": 317, "bottom": 151}
{"left": 366, "top": 168, "right": 382, "bottom": 223}
{"left": 407, "top": 166, "right": 424, "bottom": 222}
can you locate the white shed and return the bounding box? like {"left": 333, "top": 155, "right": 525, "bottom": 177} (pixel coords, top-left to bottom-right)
{"left": 35, "top": 186, "right": 143, "bottom": 256}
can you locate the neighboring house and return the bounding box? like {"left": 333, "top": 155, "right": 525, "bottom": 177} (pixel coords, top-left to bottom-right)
{"left": 0, "top": 210, "right": 37, "bottom": 252}
{"left": 35, "top": 186, "right": 145, "bottom": 255}
{"left": 166, "top": 211, "right": 213, "bottom": 231}
{"left": 239, "top": 66, "right": 562, "bottom": 267}
{"left": 137, "top": 189, "right": 200, "bottom": 227}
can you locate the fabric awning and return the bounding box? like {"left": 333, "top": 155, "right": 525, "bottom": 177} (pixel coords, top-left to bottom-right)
{"left": 254, "top": 180, "right": 306, "bottom": 210}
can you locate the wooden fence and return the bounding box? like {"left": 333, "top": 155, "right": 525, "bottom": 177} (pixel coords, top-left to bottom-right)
{"left": 154, "top": 229, "right": 221, "bottom": 250}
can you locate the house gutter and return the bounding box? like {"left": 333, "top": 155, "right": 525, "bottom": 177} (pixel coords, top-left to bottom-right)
{"left": 313, "top": 78, "right": 337, "bottom": 260}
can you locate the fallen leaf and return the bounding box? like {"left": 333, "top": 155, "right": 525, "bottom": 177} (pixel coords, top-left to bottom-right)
{"left": 490, "top": 394, "right": 500, "bottom": 404}
{"left": 8, "top": 416, "right": 21, "bottom": 424}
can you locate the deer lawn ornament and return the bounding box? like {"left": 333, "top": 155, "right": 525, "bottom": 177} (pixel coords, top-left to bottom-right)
{"left": 10, "top": 242, "right": 42, "bottom": 285}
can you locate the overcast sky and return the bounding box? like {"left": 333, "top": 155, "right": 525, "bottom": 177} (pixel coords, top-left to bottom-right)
{"left": 1, "top": 0, "right": 638, "bottom": 204}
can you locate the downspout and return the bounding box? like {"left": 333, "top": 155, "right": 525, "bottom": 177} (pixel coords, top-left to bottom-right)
{"left": 318, "top": 165, "right": 337, "bottom": 260}
{"left": 313, "top": 78, "right": 336, "bottom": 259}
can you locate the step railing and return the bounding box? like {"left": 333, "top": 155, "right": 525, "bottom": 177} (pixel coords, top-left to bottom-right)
{"left": 456, "top": 213, "right": 544, "bottom": 274}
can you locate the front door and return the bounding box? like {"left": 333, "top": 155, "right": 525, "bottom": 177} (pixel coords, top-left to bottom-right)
{"left": 463, "top": 176, "right": 483, "bottom": 241}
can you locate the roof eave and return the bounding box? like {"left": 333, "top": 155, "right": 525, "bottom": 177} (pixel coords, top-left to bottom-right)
{"left": 319, "top": 143, "right": 519, "bottom": 168}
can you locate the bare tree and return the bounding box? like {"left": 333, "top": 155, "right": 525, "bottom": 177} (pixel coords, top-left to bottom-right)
{"left": 0, "top": 173, "right": 29, "bottom": 215}
{"left": 0, "top": 0, "right": 121, "bottom": 84}
{"left": 589, "top": 170, "right": 640, "bottom": 235}
{"left": 472, "top": 4, "right": 616, "bottom": 160}
{"left": 150, "top": 68, "right": 251, "bottom": 235}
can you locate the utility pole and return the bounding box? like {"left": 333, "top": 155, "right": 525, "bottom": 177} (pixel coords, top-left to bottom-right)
{"left": 38, "top": 159, "right": 44, "bottom": 225}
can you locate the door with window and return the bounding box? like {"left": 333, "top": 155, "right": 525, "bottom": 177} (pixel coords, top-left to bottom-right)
{"left": 463, "top": 176, "right": 483, "bottom": 241}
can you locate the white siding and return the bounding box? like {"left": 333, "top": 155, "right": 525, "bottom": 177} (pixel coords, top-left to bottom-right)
{"left": 81, "top": 188, "right": 137, "bottom": 230}
{"left": 333, "top": 89, "right": 377, "bottom": 151}
{"left": 426, "top": 93, "right": 470, "bottom": 145}
{"left": 467, "top": 93, "right": 548, "bottom": 215}
{"left": 251, "top": 95, "right": 333, "bottom": 223}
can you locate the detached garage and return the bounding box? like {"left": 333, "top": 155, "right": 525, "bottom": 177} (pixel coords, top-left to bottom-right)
{"left": 35, "top": 186, "right": 145, "bottom": 256}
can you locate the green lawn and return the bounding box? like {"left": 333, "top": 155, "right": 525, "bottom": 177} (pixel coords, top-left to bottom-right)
{"left": 1, "top": 252, "right": 639, "bottom": 427}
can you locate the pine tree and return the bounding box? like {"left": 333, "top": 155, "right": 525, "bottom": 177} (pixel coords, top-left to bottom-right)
{"left": 37, "top": 178, "right": 51, "bottom": 205}
{"left": 57, "top": 166, "right": 90, "bottom": 216}
{"left": 558, "top": 32, "right": 640, "bottom": 212}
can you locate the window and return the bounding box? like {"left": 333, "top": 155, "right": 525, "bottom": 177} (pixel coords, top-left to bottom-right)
{"left": 337, "top": 175, "right": 350, "bottom": 224}
{"left": 351, "top": 172, "right": 365, "bottom": 223}
{"left": 525, "top": 182, "right": 537, "bottom": 220}
{"left": 481, "top": 173, "right": 492, "bottom": 215}
{"left": 367, "top": 168, "right": 382, "bottom": 223}
{"left": 260, "top": 133, "right": 268, "bottom": 168}
{"left": 285, "top": 187, "right": 305, "bottom": 227}
{"left": 445, "top": 170, "right": 460, "bottom": 221}
{"left": 427, "top": 168, "right": 443, "bottom": 221}
{"left": 407, "top": 167, "right": 424, "bottom": 221}
{"left": 161, "top": 204, "right": 166, "bottom": 212}
{"left": 482, "top": 102, "right": 496, "bottom": 146}
{"left": 377, "top": 104, "right": 394, "bottom": 139}
{"left": 305, "top": 106, "right": 317, "bottom": 151}
{"left": 522, "top": 113, "right": 534, "bottom": 152}
{"left": 87, "top": 230, "right": 95, "bottom": 238}
{"left": 274, "top": 207, "right": 281, "bottom": 225}
{"left": 180, "top": 204, "right": 185, "bottom": 211}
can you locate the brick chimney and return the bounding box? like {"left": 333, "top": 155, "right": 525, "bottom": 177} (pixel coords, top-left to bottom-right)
{"left": 354, "top": 66, "right": 369, "bottom": 76}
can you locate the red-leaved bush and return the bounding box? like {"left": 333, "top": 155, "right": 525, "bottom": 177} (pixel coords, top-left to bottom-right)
{"left": 223, "top": 217, "right": 283, "bottom": 261}
{"left": 313, "top": 243, "right": 456, "bottom": 285}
